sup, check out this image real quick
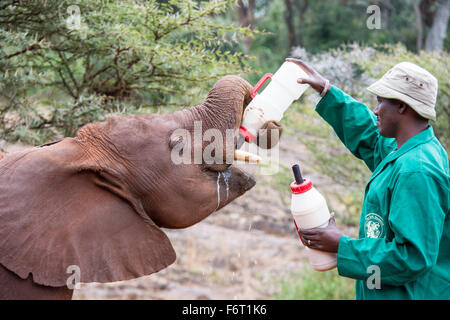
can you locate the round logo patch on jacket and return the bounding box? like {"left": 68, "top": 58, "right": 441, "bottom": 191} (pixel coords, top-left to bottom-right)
{"left": 364, "top": 213, "right": 385, "bottom": 238}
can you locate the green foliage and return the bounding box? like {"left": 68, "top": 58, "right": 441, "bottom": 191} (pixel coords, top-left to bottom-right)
{"left": 229, "top": 0, "right": 450, "bottom": 89}
{"left": 299, "top": 0, "right": 420, "bottom": 53}
{"left": 273, "top": 267, "right": 355, "bottom": 300}
{"left": 0, "top": 0, "right": 251, "bottom": 143}
{"left": 245, "top": 0, "right": 289, "bottom": 84}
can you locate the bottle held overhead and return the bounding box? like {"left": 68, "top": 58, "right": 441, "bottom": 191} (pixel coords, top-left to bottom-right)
{"left": 290, "top": 164, "right": 337, "bottom": 271}
{"left": 237, "top": 61, "right": 310, "bottom": 148}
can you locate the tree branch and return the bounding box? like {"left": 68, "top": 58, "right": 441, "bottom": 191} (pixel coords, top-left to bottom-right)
{"left": 57, "top": 51, "right": 79, "bottom": 97}
{"left": 1, "top": 38, "right": 44, "bottom": 60}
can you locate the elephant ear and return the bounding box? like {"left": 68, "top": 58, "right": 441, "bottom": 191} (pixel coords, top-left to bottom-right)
{"left": 0, "top": 141, "right": 176, "bottom": 287}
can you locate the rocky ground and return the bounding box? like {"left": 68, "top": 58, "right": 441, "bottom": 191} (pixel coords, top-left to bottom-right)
{"left": 1, "top": 134, "right": 358, "bottom": 300}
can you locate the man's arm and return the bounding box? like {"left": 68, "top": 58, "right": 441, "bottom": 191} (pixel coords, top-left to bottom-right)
{"left": 285, "top": 58, "right": 396, "bottom": 172}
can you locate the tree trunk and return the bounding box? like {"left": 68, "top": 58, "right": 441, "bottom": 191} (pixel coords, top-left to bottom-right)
{"left": 413, "top": 0, "right": 424, "bottom": 51}
{"left": 284, "top": 0, "right": 298, "bottom": 50}
{"left": 424, "top": 0, "right": 450, "bottom": 51}
{"left": 293, "top": 0, "right": 309, "bottom": 48}
{"left": 380, "top": 0, "right": 393, "bottom": 29}
{"left": 236, "top": 0, "right": 256, "bottom": 53}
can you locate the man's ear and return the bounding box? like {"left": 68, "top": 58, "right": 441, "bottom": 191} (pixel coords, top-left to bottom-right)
{"left": 398, "top": 102, "right": 408, "bottom": 114}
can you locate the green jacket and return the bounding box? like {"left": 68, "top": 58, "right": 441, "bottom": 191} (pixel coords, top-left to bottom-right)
{"left": 315, "top": 86, "right": 449, "bottom": 300}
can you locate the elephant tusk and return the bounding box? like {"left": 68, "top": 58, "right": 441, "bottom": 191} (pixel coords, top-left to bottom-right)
{"left": 234, "top": 149, "right": 262, "bottom": 164}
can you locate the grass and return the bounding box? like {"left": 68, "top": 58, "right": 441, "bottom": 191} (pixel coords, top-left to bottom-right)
{"left": 273, "top": 267, "right": 355, "bottom": 300}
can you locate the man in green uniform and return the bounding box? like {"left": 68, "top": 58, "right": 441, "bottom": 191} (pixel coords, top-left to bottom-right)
{"left": 287, "top": 58, "right": 449, "bottom": 300}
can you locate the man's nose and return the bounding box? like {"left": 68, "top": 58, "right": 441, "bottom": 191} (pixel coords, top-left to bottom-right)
{"left": 373, "top": 105, "right": 380, "bottom": 116}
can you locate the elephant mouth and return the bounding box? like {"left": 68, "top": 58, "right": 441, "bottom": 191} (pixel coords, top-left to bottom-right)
{"left": 202, "top": 137, "right": 259, "bottom": 195}
{"left": 231, "top": 148, "right": 260, "bottom": 190}
{"left": 204, "top": 164, "right": 256, "bottom": 207}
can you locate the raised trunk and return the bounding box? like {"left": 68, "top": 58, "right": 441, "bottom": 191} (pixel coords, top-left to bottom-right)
{"left": 182, "top": 75, "right": 252, "bottom": 131}
{"left": 167, "top": 75, "right": 252, "bottom": 171}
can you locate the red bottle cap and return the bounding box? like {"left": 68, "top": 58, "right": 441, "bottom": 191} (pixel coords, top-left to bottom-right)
{"left": 239, "top": 126, "right": 256, "bottom": 143}
{"left": 290, "top": 178, "right": 313, "bottom": 194}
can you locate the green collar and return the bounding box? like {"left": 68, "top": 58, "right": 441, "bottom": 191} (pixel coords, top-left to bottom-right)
{"left": 368, "top": 126, "right": 435, "bottom": 185}
{"left": 390, "top": 125, "right": 434, "bottom": 157}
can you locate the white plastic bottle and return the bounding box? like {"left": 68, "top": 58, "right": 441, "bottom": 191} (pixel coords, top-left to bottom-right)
{"left": 238, "top": 61, "right": 310, "bottom": 146}
{"left": 290, "top": 164, "right": 337, "bottom": 271}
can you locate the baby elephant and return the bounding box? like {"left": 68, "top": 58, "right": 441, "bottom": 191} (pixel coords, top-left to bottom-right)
{"left": 0, "top": 75, "right": 282, "bottom": 299}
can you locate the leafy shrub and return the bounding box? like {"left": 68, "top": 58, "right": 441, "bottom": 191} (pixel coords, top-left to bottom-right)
{"left": 0, "top": 0, "right": 252, "bottom": 144}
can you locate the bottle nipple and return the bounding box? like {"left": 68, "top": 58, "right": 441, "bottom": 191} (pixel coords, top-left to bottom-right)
{"left": 292, "top": 164, "right": 304, "bottom": 185}
{"left": 291, "top": 164, "right": 312, "bottom": 194}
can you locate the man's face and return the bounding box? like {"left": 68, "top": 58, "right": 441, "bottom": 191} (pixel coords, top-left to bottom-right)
{"left": 373, "top": 96, "right": 402, "bottom": 138}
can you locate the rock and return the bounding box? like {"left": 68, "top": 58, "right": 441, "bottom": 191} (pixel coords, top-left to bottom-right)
{"left": 35, "top": 104, "right": 54, "bottom": 122}
{"left": 3, "top": 111, "right": 21, "bottom": 130}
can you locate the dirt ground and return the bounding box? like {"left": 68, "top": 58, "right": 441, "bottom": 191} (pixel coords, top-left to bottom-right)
{"left": 1, "top": 134, "right": 358, "bottom": 300}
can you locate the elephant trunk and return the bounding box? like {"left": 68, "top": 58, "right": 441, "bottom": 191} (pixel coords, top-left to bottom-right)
{"left": 174, "top": 76, "right": 252, "bottom": 169}
{"left": 182, "top": 75, "right": 252, "bottom": 132}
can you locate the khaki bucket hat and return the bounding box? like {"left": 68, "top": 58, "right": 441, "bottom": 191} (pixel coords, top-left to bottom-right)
{"left": 367, "top": 62, "right": 438, "bottom": 120}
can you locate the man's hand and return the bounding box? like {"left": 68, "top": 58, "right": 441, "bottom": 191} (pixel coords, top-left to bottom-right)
{"left": 297, "top": 213, "right": 343, "bottom": 253}
{"left": 285, "top": 58, "right": 331, "bottom": 96}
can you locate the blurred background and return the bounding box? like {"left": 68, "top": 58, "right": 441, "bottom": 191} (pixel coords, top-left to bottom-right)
{"left": 0, "top": 0, "right": 448, "bottom": 299}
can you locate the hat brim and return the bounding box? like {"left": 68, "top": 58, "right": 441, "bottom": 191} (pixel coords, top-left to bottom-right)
{"left": 367, "top": 80, "right": 436, "bottom": 121}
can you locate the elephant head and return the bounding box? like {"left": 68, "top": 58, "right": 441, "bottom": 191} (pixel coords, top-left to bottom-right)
{"left": 0, "top": 75, "right": 282, "bottom": 288}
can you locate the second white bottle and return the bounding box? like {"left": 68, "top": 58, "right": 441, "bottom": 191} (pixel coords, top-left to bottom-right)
{"left": 290, "top": 164, "right": 337, "bottom": 271}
